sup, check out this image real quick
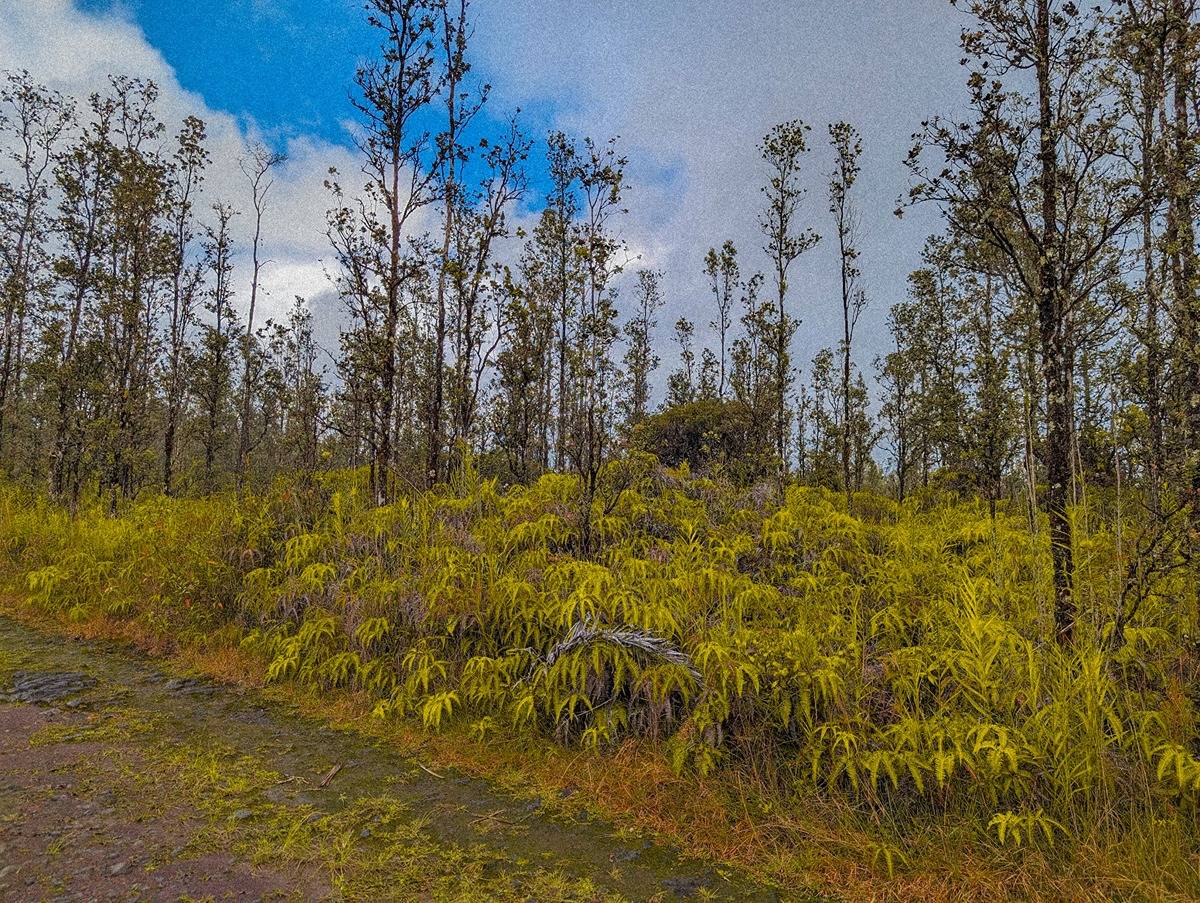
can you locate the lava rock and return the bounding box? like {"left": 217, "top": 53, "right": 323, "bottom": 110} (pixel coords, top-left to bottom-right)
{"left": 2, "top": 671, "right": 97, "bottom": 704}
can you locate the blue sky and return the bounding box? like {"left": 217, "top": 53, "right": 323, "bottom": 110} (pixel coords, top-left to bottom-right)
{"left": 73, "top": 0, "right": 371, "bottom": 140}
{"left": 9, "top": 0, "right": 970, "bottom": 384}
{"left": 73, "top": 0, "right": 563, "bottom": 192}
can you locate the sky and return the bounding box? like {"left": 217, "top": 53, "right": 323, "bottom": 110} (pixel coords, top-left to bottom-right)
{"left": 2, "top": 0, "right": 970, "bottom": 388}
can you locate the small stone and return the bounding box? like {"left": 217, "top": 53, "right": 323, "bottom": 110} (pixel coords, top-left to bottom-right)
{"left": 662, "top": 876, "right": 708, "bottom": 897}
{"left": 359, "top": 827, "right": 372, "bottom": 838}
{"left": 232, "top": 809, "right": 253, "bottom": 821}
{"left": 109, "top": 861, "right": 128, "bottom": 876}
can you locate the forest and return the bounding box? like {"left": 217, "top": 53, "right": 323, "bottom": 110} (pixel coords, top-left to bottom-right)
{"left": 3, "top": 0, "right": 1200, "bottom": 899}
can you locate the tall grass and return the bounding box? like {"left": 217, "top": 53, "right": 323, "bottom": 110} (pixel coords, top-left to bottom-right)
{"left": 1, "top": 461, "right": 1197, "bottom": 889}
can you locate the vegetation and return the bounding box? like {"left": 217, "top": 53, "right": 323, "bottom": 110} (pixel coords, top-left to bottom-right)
{"left": 5, "top": 0, "right": 1200, "bottom": 896}
{"left": 2, "top": 464, "right": 1199, "bottom": 896}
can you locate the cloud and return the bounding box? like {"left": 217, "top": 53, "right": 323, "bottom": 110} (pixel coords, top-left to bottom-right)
{"left": 2, "top": 0, "right": 977, "bottom": 399}
{"left": 0, "top": 0, "right": 355, "bottom": 334}
{"left": 473, "top": 0, "right": 970, "bottom": 379}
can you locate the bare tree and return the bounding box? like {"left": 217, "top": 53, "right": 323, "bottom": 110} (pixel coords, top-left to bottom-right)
{"left": 236, "top": 141, "right": 286, "bottom": 488}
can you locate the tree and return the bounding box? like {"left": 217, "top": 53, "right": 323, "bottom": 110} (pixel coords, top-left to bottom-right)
{"left": 236, "top": 141, "right": 285, "bottom": 489}
{"left": 494, "top": 270, "right": 552, "bottom": 483}
{"left": 1112, "top": 0, "right": 1172, "bottom": 510}
{"left": 546, "top": 131, "right": 581, "bottom": 471}
{"left": 0, "top": 71, "right": 73, "bottom": 474}
{"left": 759, "top": 120, "right": 820, "bottom": 474}
{"left": 446, "top": 118, "right": 529, "bottom": 462}
{"left": 908, "top": 0, "right": 1141, "bottom": 643}
{"left": 195, "top": 203, "right": 239, "bottom": 490}
{"left": 1161, "top": 0, "right": 1200, "bottom": 560}
{"left": 430, "top": 0, "right": 489, "bottom": 485}
{"left": 162, "top": 115, "right": 208, "bottom": 496}
{"left": 878, "top": 323, "right": 918, "bottom": 501}
{"left": 264, "top": 297, "right": 326, "bottom": 475}
{"left": 621, "top": 268, "right": 663, "bottom": 426}
{"left": 328, "top": 0, "right": 439, "bottom": 503}
{"left": 704, "top": 240, "right": 738, "bottom": 399}
{"left": 828, "top": 121, "right": 866, "bottom": 501}
{"left": 47, "top": 88, "right": 112, "bottom": 506}
{"left": 97, "top": 77, "right": 172, "bottom": 507}
{"left": 565, "top": 136, "right": 626, "bottom": 555}
{"left": 667, "top": 317, "right": 696, "bottom": 407}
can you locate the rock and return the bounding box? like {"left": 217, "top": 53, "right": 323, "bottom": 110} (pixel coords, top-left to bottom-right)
{"left": 233, "top": 809, "right": 253, "bottom": 821}
{"left": 2, "top": 671, "right": 97, "bottom": 704}
{"left": 359, "top": 827, "right": 372, "bottom": 838}
{"left": 163, "top": 677, "right": 219, "bottom": 696}
{"left": 108, "top": 861, "right": 129, "bottom": 876}
{"left": 662, "top": 875, "right": 709, "bottom": 897}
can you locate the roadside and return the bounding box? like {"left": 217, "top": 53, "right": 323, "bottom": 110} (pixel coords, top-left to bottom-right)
{"left": 0, "top": 615, "right": 790, "bottom": 902}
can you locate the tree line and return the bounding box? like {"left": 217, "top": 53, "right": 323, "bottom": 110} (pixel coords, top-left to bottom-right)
{"left": 2, "top": 0, "right": 1199, "bottom": 643}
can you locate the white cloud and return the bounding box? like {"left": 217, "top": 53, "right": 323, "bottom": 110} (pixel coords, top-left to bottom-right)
{"left": 0, "top": 0, "right": 356, "bottom": 332}
{"left": 1, "top": 0, "right": 977, "bottom": 398}
{"left": 474, "top": 0, "right": 970, "bottom": 379}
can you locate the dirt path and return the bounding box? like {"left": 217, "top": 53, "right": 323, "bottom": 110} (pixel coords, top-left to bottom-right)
{"left": 0, "top": 616, "right": 798, "bottom": 902}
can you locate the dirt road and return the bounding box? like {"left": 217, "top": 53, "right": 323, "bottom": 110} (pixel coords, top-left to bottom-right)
{"left": 0, "top": 616, "right": 795, "bottom": 902}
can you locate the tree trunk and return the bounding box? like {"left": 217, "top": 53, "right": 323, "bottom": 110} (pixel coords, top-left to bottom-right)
{"left": 1036, "top": 0, "right": 1075, "bottom": 644}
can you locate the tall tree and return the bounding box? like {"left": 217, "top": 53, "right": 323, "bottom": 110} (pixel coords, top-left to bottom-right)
{"left": 99, "top": 77, "right": 172, "bottom": 507}
{"left": 908, "top": 0, "right": 1141, "bottom": 643}
{"left": 48, "top": 94, "right": 111, "bottom": 505}
{"left": 162, "top": 115, "right": 208, "bottom": 496}
{"left": 566, "top": 137, "right": 626, "bottom": 555}
{"left": 622, "top": 268, "right": 663, "bottom": 425}
{"left": 328, "top": 0, "right": 438, "bottom": 502}
{"left": 236, "top": 141, "right": 285, "bottom": 488}
{"left": 828, "top": 121, "right": 866, "bottom": 500}
{"left": 704, "top": 240, "right": 738, "bottom": 400}
{"left": 759, "top": 120, "right": 820, "bottom": 474}
{"left": 430, "top": 0, "right": 489, "bottom": 485}
{"left": 546, "top": 131, "right": 581, "bottom": 471}
{"left": 0, "top": 71, "right": 73, "bottom": 473}
{"left": 195, "top": 203, "right": 238, "bottom": 490}
{"left": 446, "top": 118, "right": 529, "bottom": 460}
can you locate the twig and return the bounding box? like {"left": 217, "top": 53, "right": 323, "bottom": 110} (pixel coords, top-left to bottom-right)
{"left": 317, "top": 763, "right": 343, "bottom": 788}
{"left": 468, "top": 808, "right": 527, "bottom": 827}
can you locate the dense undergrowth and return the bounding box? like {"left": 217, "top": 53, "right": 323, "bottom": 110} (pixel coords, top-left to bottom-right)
{"left": 2, "top": 461, "right": 1199, "bottom": 897}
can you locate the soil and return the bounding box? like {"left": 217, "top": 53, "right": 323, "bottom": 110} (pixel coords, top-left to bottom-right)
{"left": 0, "top": 616, "right": 800, "bottom": 902}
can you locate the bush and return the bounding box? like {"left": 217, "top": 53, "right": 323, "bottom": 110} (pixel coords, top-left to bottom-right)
{"left": 629, "top": 398, "right": 770, "bottom": 478}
